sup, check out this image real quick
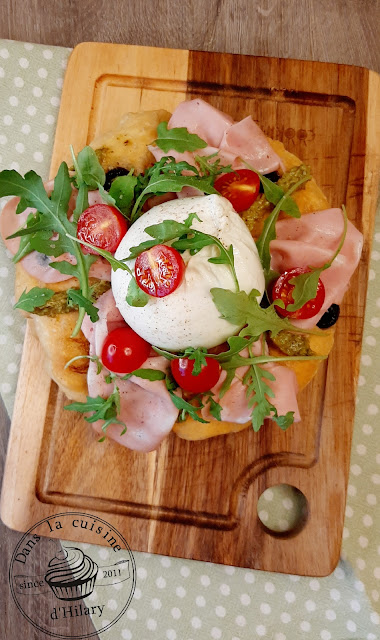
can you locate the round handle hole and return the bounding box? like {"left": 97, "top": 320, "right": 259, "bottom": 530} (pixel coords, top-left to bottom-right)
{"left": 257, "top": 484, "right": 308, "bottom": 536}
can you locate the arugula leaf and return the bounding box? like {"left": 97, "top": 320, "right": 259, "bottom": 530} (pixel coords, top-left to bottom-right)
{"left": 67, "top": 289, "right": 99, "bottom": 322}
{"left": 126, "top": 277, "right": 149, "bottom": 307}
{"left": 64, "top": 386, "right": 126, "bottom": 442}
{"left": 168, "top": 391, "right": 209, "bottom": 424}
{"left": 14, "top": 286, "right": 55, "bottom": 312}
{"left": 194, "top": 153, "right": 234, "bottom": 178}
{"left": 202, "top": 392, "right": 223, "bottom": 421}
{"left": 284, "top": 206, "right": 348, "bottom": 312}
{"left": 154, "top": 122, "right": 207, "bottom": 153}
{"left": 121, "top": 368, "right": 166, "bottom": 382}
{"left": 0, "top": 163, "right": 96, "bottom": 335}
{"left": 108, "top": 173, "right": 137, "bottom": 216}
{"left": 12, "top": 211, "right": 38, "bottom": 263}
{"left": 243, "top": 362, "right": 295, "bottom": 432}
{"left": 127, "top": 213, "right": 201, "bottom": 258}
{"left": 67, "top": 233, "right": 133, "bottom": 274}
{"left": 182, "top": 347, "right": 208, "bottom": 376}
{"left": 131, "top": 174, "right": 218, "bottom": 222}
{"left": 75, "top": 146, "right": 105, "bottom": 189}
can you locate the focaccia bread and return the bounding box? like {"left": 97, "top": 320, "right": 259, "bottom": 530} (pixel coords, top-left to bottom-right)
{"left": 13, "top": 110, "right": 335, "bottom": 437}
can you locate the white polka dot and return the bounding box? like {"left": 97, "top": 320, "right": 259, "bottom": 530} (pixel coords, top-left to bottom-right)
{"left": 368, "top": 404, "right": 379, "bottom": 415}
{"left": 200, "top": 574, "right": 210, "bottom": 587}
{"left": 330, "top": 588, "right": 340, "bottom": 601}
{"left": 363, "top": 514, "right": 373, "bottom": 527}
{"left": 0, "top": 134, "right": 7, "bottom": 145}
{"left": 56, "top": 77, "right": 63, "bottom": 89}
{"left": 309, "top": 578, "right": 321, "bottom": 591}
{"left": 43, "top": 49, "right": 53, "bottom": 59}
{"left": 15, "top": 142, "right": 25, "bottom": 154}
{"left": 45, "top": 114, "right": 55, "bottom": 124}
{"left": 375, "top": 385, "right": 380, "bottom": 396}
{"left": 367, "top": 493, "right": 377, "bottom": 506}
{"left": 166, "top": 631, "right": 176, "bottom": 640}
{"left": 19, "top": 57, "right": 29, "bottom": 68}
{"left": 224, "top": 565, "right": 235, "bottom": 575}
{"left": 346, "top": 620, "right": 357, "bottom": 633}
{"left": 355, "top": 579, "right": 365, "bottom": 592}
{"left": 366, "top": 335, "right": 377, "bottom": 346}
{"left": 9, "top": 96, "right": 18, "bottom": 107}
{"left": 0, "top": 335, "right": 6, "bottom": 345}
{"left": 347, "top": 484, "right": 357, "bottom": 496}
{"left": 351, "top": 464, "right": 362, "bottom": 476}
{"left": 320, "top": 632, "right": 331, "bottom": 640}
{"left": 180, "top": 566, "right": 190, "bottom": 577}
{"left": 195, "top": 595, "right": 205, "bottom": 607}
{"left": 372, "top": 474, "right": 380, "bottom": 484}
{"left": 151, "top": 597, "right": 161, "bottom": 610}
{"left": 98, "top": 548, "right": 109, "bottom": 560}
{"left": 156, "top": 576, "right": 166, "bottom": 588}
{"left": 0, "top": 67, "right": 4, "bottom": 78}
{"left": 219, "top": 583, "right": 230, "bottom": 596}
{"left": 361, "top": 354, "right": 372, "bottom": 366}
{"left": 50, "top": 96, "right": 60, "bottom": 107}
{"left": 215, "top": 606, "right": 226, "bottom": 618}
{"left": 244, "top": 572, "right": 255, "bottom": 584}
{"left": 160, "top": 556, "right": 172, "bottom": 567}
{"left": 106, "top": 598, "right": 117, "bottom": 610}
{"left": 372, "top": 250, "right": 380, "bottom": 261}
{"left": 0, "top": 267, "right": 9, "bottom": 278}
{"left": 235, "top": 615, "right": 246, "bottom": 627}
{"left": 0, "top": 48, "right": 10, "bottom": 58}
{"left": 24, "top": 42, "right": 34, "bottom": 50}
{"left": 345, "top": 505, "right": 353, "bottom": 517}
{"left": 3, "top": 315, "right": 14, "bottom": 326}
{"left": 357, "top": 443, "right": 367, "bottom": 455}
{"left": 191, "top": 616, "right": 202, "bottom": 629}
{"left": 10, "top": 161, "right": 20, "bottom": 171}
{"left": 305, "top": 600, "right": 316, "bottom": 612}
{"left": 147, "top": 618, "right": 157, "bottom": 631}
{"left": 343, "top": 526, "right": 350, "bottom": 539}
{"left": 210, "top": 628, "right": 221, "bottom": 639}
{"left": 325, "top": 609, "right": 336, "bottom": 621}
{"left": 4, "top": 115, "right": 13, "bottom": 126}
{"left": 126, "top": 608, "right": 136, "bottom": 620}
{"left": 137, "top": 567, "right": 147, "bottom": 579}
{"left": 285, "top": 591, "right": 295, "bottom": 603}
{"left": 349, "top": 599, "right": 361, "bottom": 612}
{"left": 280, "top": 612, "right": 291, "bottom": 623}
{"left": 300, "top": 621, "right": 311, "bottom": 632}
{"left": 356, "top": 558, "right": 366, "bottom": 570}
{"left": 369, "top": 269, "right": 375, "bottom": 280}
{"left": 264, "top": 581, "right": 275, "bottom": 593}
{"left": 121, "top": 630, "right": 132, "bottom": 640}
{"left": 264, "top": 488, "right": 273, "bottom": 501}
{"left": 260, "top": 603, "right": 271, "bottom": 615}
{"left": 374, "top": 567, "right": 380, "bottom": 579}
{"left": 289, "top": 574, "right": 300, "bottom": 582}
{"left": 368, "top": 634, "right": 377, "bottom": 640}
{"left": 371, "top": 316, "right": 380, "bottom": 327}
{"left": 275, "top": 634, "right": 286, "bottom": 640}
{"left": 370, "top": 611, "right": 380, "bottom": 625}
{"left": 175, "top": 586, "right": 186, "bottom": 598}
{"left": 372, "top": 590, "right": 379, "bottom": 602}
{"left": 26, "top": 105, "right": 36, "bottom": 116}
{"left": 133, "top": 587, "right": 141, "bottom": 600}
{"left": 171, "top": 607, "right": 181, "bottom": 619}
{"left": 14, "top": 343, "right": 23, "bottom": 354}
{"left": 359, "top": 535, "right": 369, "bottom": 548}
{"left": 32, "top": 86, "right": 43, "bottom": 98}
{"left": 7, "top": 363, "right": 17, "bottom": 374}
{"left": 33, "top": 151, "right": 44, "bottom": 163}
{"left": 38, "top": 67, "right": 48, "bottom": 78}
{"left": 282, "top": 497, "right": 293, "bottom": 510}
{"left": 14, "top": 76, "right": 24, "bottom": 87}
{"left": 358, "top": 374, "right": 366, "bottom": 386}
{"left": 1, "top": 383, "right": 11, "bottom": 394}
{"left": 363, "top": 423, "right": 373, "bottom": 435}
{"left": 256, "top": 625, "right": 266, "bottom": 636}
{"left": 240, "top": 593, "right": 251, "bottom": 606}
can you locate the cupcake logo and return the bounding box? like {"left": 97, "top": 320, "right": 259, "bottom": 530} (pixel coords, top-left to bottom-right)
{"left": 9, "top": 512, "right": 136, "bottom": 638}
{"left": 45, "top": 546, "right": 99, "bottom": 601}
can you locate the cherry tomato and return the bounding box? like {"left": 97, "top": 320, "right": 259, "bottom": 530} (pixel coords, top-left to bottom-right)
{"left": 214, "top": 169, "right": 260, "bottom": 213}
{"left": 271, "top": 267, "right": 326, "bottom": 319}
{"left": 135, "top": 244, "right": 185, "bottom": 298}
{"left": 77, "top": 204, "right": 128, "bottom": 255}
{"left": 101, "top": 327, "right": 151, "bottom": 374}
{"left": 171, "top": 357, "right": 221, "bottom": 393}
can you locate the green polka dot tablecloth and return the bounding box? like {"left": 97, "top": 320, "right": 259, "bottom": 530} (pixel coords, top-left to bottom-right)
{"left": 0, "top": 39, "right": 379, "bottom": 640}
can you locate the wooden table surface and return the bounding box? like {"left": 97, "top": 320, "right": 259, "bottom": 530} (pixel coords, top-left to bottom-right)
{"left": 1, "top": 1, "right": 379, "bottom": 639}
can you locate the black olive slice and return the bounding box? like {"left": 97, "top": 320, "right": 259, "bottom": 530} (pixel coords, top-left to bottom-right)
{"left": 104, "top": 167, "right": 129, "bottom": 191}
{"left": 317, "top": 304, "right": 340, "bottom": 329}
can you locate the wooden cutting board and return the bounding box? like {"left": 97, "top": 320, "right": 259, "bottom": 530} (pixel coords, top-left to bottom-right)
{"left": 1, "top": 43, "right": 379, "bottom": 576}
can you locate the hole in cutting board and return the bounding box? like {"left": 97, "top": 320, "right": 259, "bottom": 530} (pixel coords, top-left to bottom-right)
{"left": 257, "top": 484, "right": 308, "bottom": 536}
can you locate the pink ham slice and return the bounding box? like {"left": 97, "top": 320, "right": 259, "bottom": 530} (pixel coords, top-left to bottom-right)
{"left": 220, "top": 116, "right": 284, "bottom": 174}
{"left": 270, "top": 208, "right": 363, "bottom": 329}
{"left": 168, "top": 98, "right": 234, "bottom": 147}
{"left": 1, "top": 188, "right": 113, "bottom": 283}
{"left": 201, "top": 346, "right": 300, "bottom": 423}
{"left": 82, "top": 290, "right": 179, "bottom": 452}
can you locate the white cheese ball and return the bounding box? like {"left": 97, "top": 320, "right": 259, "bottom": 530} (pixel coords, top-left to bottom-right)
{"left": 112, "top": 195, "right": 265, "bottom": 350}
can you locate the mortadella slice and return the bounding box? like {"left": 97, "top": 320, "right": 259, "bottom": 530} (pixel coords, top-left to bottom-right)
{"left": 270, "top": 208, "right": 363, "bottom": 329}
{"left": 168, "top": 98, "right": 234, "bottom": 147}
{"left": 220, "top": 116, "right": 284, "bottom": 174}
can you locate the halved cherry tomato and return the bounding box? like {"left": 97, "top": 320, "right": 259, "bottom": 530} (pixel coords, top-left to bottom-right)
{"left": 171, "top": 357, "right": 221, "bottom": 393}
{"left": 214, "top": 169, "right": 260, "bottom": 213}
{"left": 135, "top": 244, "right": 185, "bottom": 298}
{"left": 101, "top": 327, "right": 151, "bottom": 374}
{"left": 77, "top": 204, "right": 128, "bottom": 255}
{"left": 271, "top": 267, "right": 325, "bottom": 319}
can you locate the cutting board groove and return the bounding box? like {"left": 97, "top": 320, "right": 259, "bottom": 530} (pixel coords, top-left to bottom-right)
{"left": 1, "top": 43, "right": 379, "bottom": 576}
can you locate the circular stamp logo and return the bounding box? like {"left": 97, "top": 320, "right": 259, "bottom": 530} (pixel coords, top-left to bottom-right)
{"left": 9, "top": 512, "right": 136, "bottom": 638}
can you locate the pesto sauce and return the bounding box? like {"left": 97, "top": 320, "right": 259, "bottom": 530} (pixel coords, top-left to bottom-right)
{"left": 270, "top": 330, "right": 314, "bottom": 357}
{"left": 31, "top": 280, "right": 111, "bottom": 317}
